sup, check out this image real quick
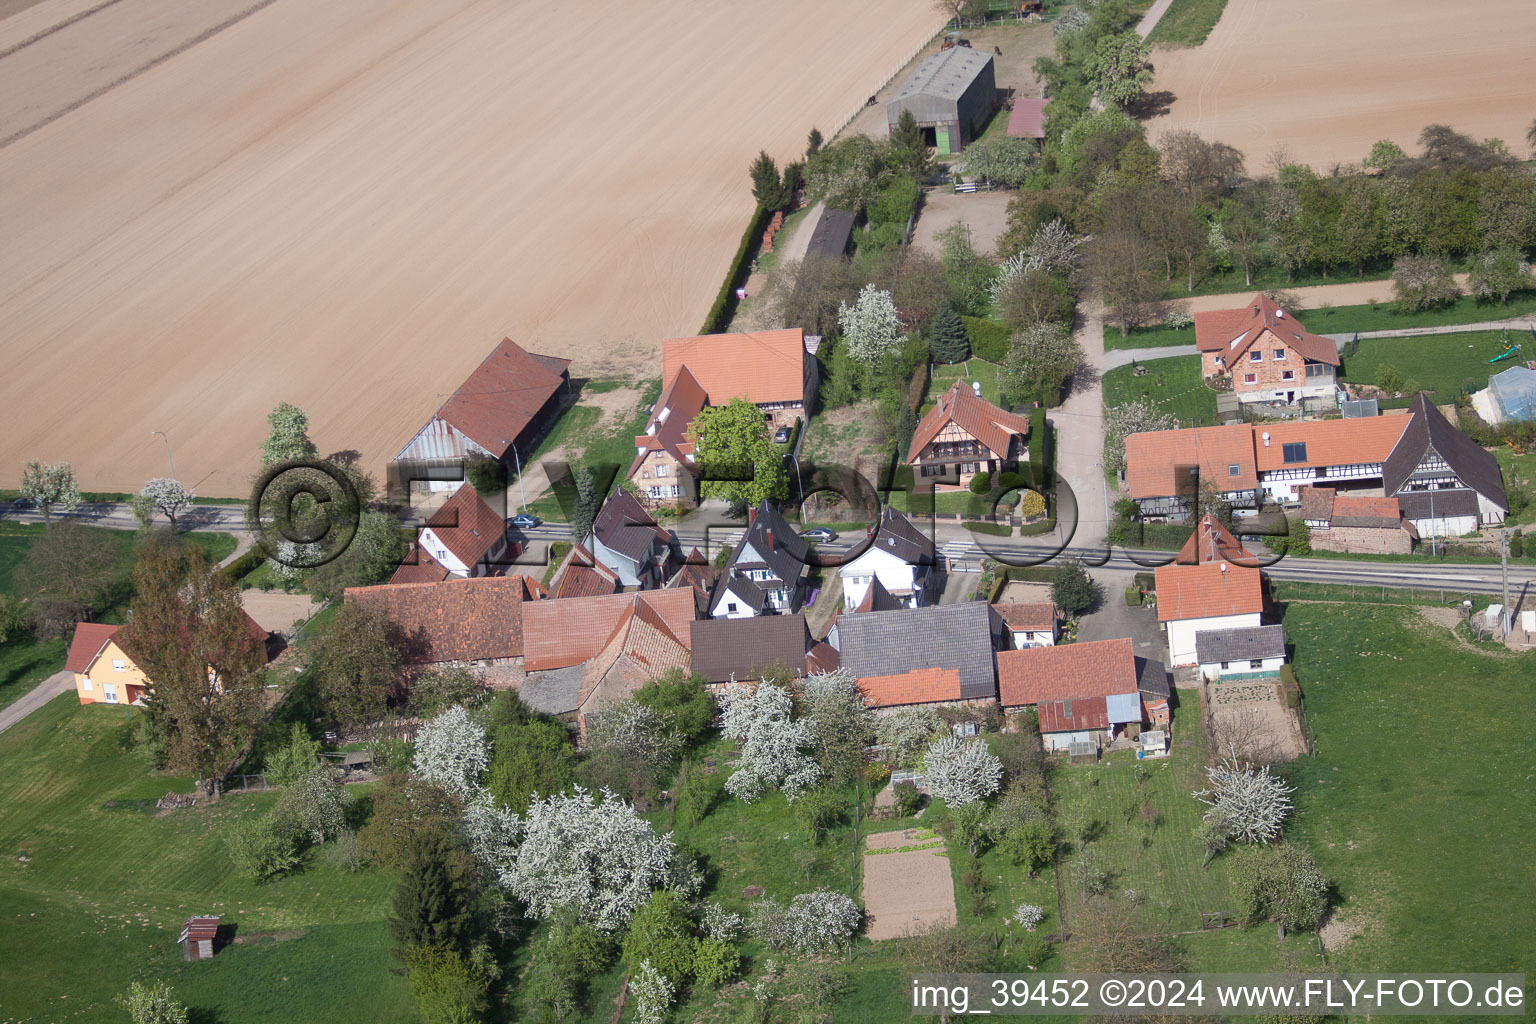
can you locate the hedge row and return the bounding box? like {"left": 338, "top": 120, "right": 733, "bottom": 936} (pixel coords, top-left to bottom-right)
{"left": 699, "top": 205, "right": 774, "bottom": 335}
{"left": 961, "top": 316, "right": 1011, "bottom": 362}
{"left": 1028, "top": 408, "right": 1048, "bottom": 488}
{"left": 220, "top": 548, "right": 266, "bottom": 583}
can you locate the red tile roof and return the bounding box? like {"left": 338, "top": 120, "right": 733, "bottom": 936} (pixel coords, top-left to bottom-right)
{"left": 576, "top": 598, "right": 693, "bottom": 716}
{"left": 1006, "top": 98, "right": 1046, "bottom": 139}
{"left": 548, "top": 544, "right": 620, "bottom": 599}
{"left": 665, "top": 549, "right": 717, "bottom": 616}
{"left": 389, "top": 545, "right": 452, "bottom": 585}
{"left": 65, "top": 622, "right": 122, "bottom": 673}
{"left": 662, "top": 329, "right": 806, "bottom": 407}
{"left": 1154, "top": 563, "right": 1264, "bottom": 621}
{"left": 419, "top": 486, "right": 511, "bottom": 570}
{"left": 522, "top": 588, "right": 697, "bottom": 671}
{"left": 858, "top": 667, "right": 964, "bottom": 708}
{"left": 1174, "top": 514, "right": 1258, "bottom": 566}
{"left": 1194, "top": 293, "right": 1339, "bottom": 367}
{"left": 630, "top": 365, "right": 707, "bottom": 477}
{"left": 907, "top": 380, "right": 1031, "bottom": 465}
{"left": 1252, "top": 416, "right": 1408, "bottom": 472}
{"left": 994, "top": 602, "right": 1056, "bottom": 631}
{"left": 435, "top": 338, "right": 570, "bottom": 458}
{"left": 996, "top": 638, "right": 1136, "bottom": 707}
{"left": 1124, "top": 424, "right": 1257, "bottom": 500}
{"left": 806, "top": 641, "right": 841, "bottom": 674}
{"left": 344, "top": 575, "right": 542, "bottom": 663}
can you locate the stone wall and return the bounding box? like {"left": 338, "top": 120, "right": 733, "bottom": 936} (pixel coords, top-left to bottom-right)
{"left": 1310, "top": 525, "right": 1413, "bottom": 555}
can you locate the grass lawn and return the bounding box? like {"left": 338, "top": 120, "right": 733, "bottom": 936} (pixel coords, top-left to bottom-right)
{"left": 1105, "top": 291, "right": 1536, "bottom": 351}
{"left": 925, "top": 358, "right": 1004, "bottom": 413}
{"left": 519, "top": 377, "right": 663, "bottom": 522}
{"left": 1339, "top": 330, "right": 1525, "bottom": 407}
{"left": 1145, "top": 0, "right": 1229, "bottom": 47}
{"left": 1101, "top": 354, "right": 1218, "bottom": 426}
{"left": 1492, "top": 448, "right": 1536, "bottom": 525}
{"left": 1280, "top": 602, "right": 1536, "bottom": 972}
{"left": 0, "top": 523, "right": 237, "bottom": 712}
{"left": 0, "top": 696, "right": 408, "bottom": 1023}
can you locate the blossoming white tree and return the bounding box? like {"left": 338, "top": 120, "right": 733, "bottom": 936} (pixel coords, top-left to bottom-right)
{"left": 785, "top": 890, "right": 863, "bottom": 954}
{"left": 411, "top": 705, "right": 489, "bottom": 801}
{"left": 492, "top": 786, "right": 675, "bottom": 932}
{"left": 584, "top": 699, "right": 681, "bottom": 766}
{"left": 719, "top": 681, "right": 822, "bottom": 803}
{"left": 1014, "top": 903, "right": 1045, "bottom": 931}
{"left": 139, "top": 477, "right": 196, "bottom": 529}
{"left": 922, "top": 735, "right": 1002, "bottom": 807}
{"left": 877, "top": 708, "right": 946, "bottom": 768}
{"left": 837, "top": 284, "right": 902, "bottom": 367}
{"left": 1193, "top": 750, "right": 1294, "bottom": 846}
{"left": 702, "top": 901, "right": 744, "bottom": 942}
{"left": 630, "top": 960, "right": 675, "bottom": 1024}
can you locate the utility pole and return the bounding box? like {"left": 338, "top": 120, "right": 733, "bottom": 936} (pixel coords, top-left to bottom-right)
{"left": 1499, "top": 527, "right": 1511, "bottom": 635}
{"left": 150, "top": 430, "right": 175, "bottom": 481}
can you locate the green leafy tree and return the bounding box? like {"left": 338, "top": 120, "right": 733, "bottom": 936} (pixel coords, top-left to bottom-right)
{"left": 521, "top": 909, "right": 612, "bottom": 1021}
{"left": 1085, "top": 31, "right": 1153, "bottom": 109}
{"left": 571, "top": 465, "right": 601, "bottom": 546}
{"left": 120, "top": 539, "right": 266, "bottom": 793}
{"left": 794, "top": 785, "right": 845, "bottom": 845}
{"left": 961, "top": 134, "right": 1038, "bottom": 187}
{"left": 928, "top": 301, "right": 969, "bottom": 364}
{"left": 1002, "top": 321, "right": 1083, "bottom": 408}
{"left": 621, "top": 890, "right": 697, "bottom": 987}
{"left": 390, "top": 831, "right": 479, "bottom": 955}
{"left": 13, "top": 521, "right": 123, "bottom": 637}
{"left": 633, "top": 668, "right": 715, "bottom": 744}
{"left": 996, "top": 268, "right": 1076, "bottom": 330}
{"left": 1468, "top": 247, "right": 1534, "bottom": 304}
{"left": 464, "top": 453, "right": 504, "bottom": 495}
{"left": 19, "top": 459, "right": 81, "bottom": 524}
{"left": 693, "top": 937, "right": 741, "bottom": 987}
{"left": 691, "top": 397, "right": 789, "bottom": 508}
{"left": 483, "top": 692, "right": 577, "bottom": 813}
{"left": 263, "top": 722, "right": 322, "bottom": 787}
{"left": 305, "top": 600, "right": 405, "bottom": 728}
{"left": 1051, "top": 557, "right": 1099, "bottom": 616}
{"left": 1232, "top": 844, "right": 1330, "bottom": 939}
{"left": 403, "top": 945, "right": 493, "bottom": 1024}
{"left": 410, "top": 666, "right": 481, "bottom": 719}
{"left": 749, "top": 150, "right": 786, "bottom": 210}
{"left": 299, "top": 508, "right": 409, "bottom": 601}
{"left": 116, "top": 980, "right": 190, "bottom": 1024}
{"left": 1364, "top": 138, "right": 1406, "bottom": 173}
{"left": 261, "top": 402, "right": 319, "bottom": 466}
{"left": 806, "top": 126, "right": 823, "bottom": 159}
{"left": 0, "top": 594, "right": 25, "bottom": 645}
{"left": 357, "top": 773, "right": 464, "bottom": 871}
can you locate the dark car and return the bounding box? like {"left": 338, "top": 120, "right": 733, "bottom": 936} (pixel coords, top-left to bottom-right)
{"left": 774, "top": 426, "right": 791, "bottom": 444}
{"left": 507, "top": 513, "right": 541, "bottom": 529}
{"left": 801, "top": 527, "right": 838, "bottom": 543}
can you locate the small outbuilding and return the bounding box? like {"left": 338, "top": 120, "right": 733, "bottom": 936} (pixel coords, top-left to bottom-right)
{"left": 804, "top": 208, "right": 856, "bottom": 262}
{"left": 1006, "top": 97, "right": 1046, "bottom": 143}
{"left": 179, "top": 916, "right": 220, "bottom": 961}
{"left": 886, "top": 47, "right": 996, "bottom": 156}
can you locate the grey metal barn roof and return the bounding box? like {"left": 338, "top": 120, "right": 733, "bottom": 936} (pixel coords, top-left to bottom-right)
{"left": 1195, "top": 625, "right": 1286, "bottom": 665}
{"left": 888, "top": 47, "right": 993, "bottom": 107}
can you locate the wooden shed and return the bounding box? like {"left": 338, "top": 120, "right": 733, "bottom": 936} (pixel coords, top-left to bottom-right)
{"left": 179, "top": 916, "right": 220, "bottom": 961}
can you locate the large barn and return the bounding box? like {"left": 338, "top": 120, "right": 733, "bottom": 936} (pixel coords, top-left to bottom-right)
{"left": 886, "top": 47, "right": 996, "bottom": 156}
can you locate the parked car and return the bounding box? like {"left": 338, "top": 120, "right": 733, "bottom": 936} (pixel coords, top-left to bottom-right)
{"left": 774, "top": 426, "right": 791, "bottom": 444}
{"left": 801, "top": 527, "right": 837, "bottom": 542}
{"left": 508, "top": 513, "right": 541, "bottom": 529}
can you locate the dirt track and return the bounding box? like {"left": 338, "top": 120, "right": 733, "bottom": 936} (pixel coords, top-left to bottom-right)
{"left": 0, "top": 0, "right": 942, "bottom": 495}
{"left": 1145, "top": 0, "right": 1536, "bottom": 170}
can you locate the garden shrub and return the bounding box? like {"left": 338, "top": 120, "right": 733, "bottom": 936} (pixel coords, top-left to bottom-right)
{"left": 969, "top": 471, "right": 992, "bottom": 495}
{"left": 962, "top": 316, "right": 1011, "bottom": 362}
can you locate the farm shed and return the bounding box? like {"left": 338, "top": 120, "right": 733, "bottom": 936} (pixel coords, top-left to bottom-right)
{"left": 804, "top": 208, "right": 856, "bottom": 261}
{"left": 179, "top": 916, "right": 220, "bottom": 961}
{"left": 1005, "top": 97, "right": 1046, "bottom": 142}
{"left": 886, "top": 47, "right": 996, "bottom": 156}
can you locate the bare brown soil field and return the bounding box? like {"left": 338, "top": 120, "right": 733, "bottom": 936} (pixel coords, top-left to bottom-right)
{"left": 912, "top": 188, "right": 1014, "bottom": 258}
{"left": 1144, "top": 0, "right": 1536, "bottom": 170}
{"left": 0, "top": 0, "right": 942, "bottom": 495}
{"left": 863, "top": 828, "right": 957, "bottom": 940}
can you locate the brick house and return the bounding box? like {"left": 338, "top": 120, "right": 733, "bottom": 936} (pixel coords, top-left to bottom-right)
{"left": 630, "top": 330, "right": 820, "bottom": 506}
{"left": 906, "top": 380, "right": 1031, "bottom": 491}
{"left": 1195, "top": 293, "right": 1340, "bottom": 406}
{"left": 1297, "top": 487, "right": 1418, "bottom": 554}
{"left": 996, "top": 638, "right": 1144, "bottom": 752}
{"left": 390, "top": 484, "right": 519, "bottom": 585}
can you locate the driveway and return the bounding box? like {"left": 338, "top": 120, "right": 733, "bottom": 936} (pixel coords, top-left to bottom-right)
{"left": 1074, "top": 566, "right": 1165, "bottom": 663}
{"left": 1057, "top": 311, "right": 1110, "bottom": 551}
{"left": 0, "top": 671, "right": 73, "bottom": 736}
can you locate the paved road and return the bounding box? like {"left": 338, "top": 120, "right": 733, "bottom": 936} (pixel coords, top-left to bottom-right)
{"left": 1325, "top": 319, "right": 1536, "bottom": 343}
{"left": 0, "top": 670, "right": 72, "bottom": 736}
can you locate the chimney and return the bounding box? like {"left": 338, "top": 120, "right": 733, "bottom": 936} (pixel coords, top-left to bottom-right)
{"left": 766, "top": 528, "right": 774, "bottom": 551}
{"left": 749, "top": 506, "right": 757, "bottom": 525}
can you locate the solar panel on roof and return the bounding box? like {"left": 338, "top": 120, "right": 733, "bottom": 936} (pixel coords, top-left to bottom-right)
{"left": 1282, "top": 442, "right": 1307, "bottom": 464}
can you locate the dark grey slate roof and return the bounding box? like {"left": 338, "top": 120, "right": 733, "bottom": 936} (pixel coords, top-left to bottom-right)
{"left": 590, "top": 490, "right": 671, "bottom": 564}
{"left": 867, "top": 505, "right": 937, "bottom": 565}
{"left": 805, "top": 208, "right": 855, "bottom": 261}
{"left": 1383, "top": 394, "right": 1507, "bottom": 512}
{"left": 729, "top": 501, "right": 810, "bottom": 585}
{"left": 1394, "top": 488, "right": 1481, "bottom": 519}
{"left": 519, "top": 664, "right": 588, "bottom": 715}
{"left": 690, "top": 614, "right": 811, "bottom": 684}
{"left": 836, "top": 601, "right": 999, "bottom": 701}
{"left": 714, "top": 572, "right": 766, "bottom": 614}
{"left": 1194, "top": 625, "right": 1286, "bottom": 666}
{"left": 1134, "top": 656, "right": 1170, "bottom": 699}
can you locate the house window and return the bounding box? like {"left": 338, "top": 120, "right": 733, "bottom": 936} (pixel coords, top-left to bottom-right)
{"left": 1249, "top": 350, "right": 1262, "bottom": 362}
{"left": 669, "top": 485, "right": 681, "bottom": 497}
{"left": 1243, "top": 373, "right": 1257, "bottom": 384}
{"left": 951, "top": 721, "right": 977, "bottom": 738}
{"left": 112, "top": 659, "right": 125, "bottom": 672}
{"left": 436, "top": 549, "right": 447, "bottom": 560}
{"left": 1249, "top": 659, "right": 1264, "bottom": 669}
{"left": 642, "top": 469, "right": 650, "bottom": 478}
{"left": 1227, "top": 464, "right": 1240, "bottom": 477}
{"left": 1274, "top": 348, "right": 1285, "bottom": 360}
{"left": 1306, "top": 363, "right": 1327, "bottom": 377}
{"left": 1281, "top": 370, "right": 1295, "bottom": 381}
{"left": 1220, "top": 661, "right": 1230, "bottom": 670}
{"left": 82, "top": 678, "right": 92, "bottom": 691}
{"left": 656, "top": 465, "right": 668, "bottom": 478}
{"left": 103, "top": 684, "right": 117, "bottom": 703}
{"left": 727, "top": 602, "right": 738, "bottom": 614}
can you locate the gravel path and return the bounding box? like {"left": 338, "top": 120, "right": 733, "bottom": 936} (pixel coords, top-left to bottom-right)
{"left": 0, "top": 670, "right": 73, "bottom": 736}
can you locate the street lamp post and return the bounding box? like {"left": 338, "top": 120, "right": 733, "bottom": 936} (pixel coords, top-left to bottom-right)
{"left": 150, "top": 431, "right": 175, "bottom": 480}
{"left": 786, "top": 452, "right": 805, "bottom": 524}
{"left": 506, "top": 443, "right": 527, "bottom": 513}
